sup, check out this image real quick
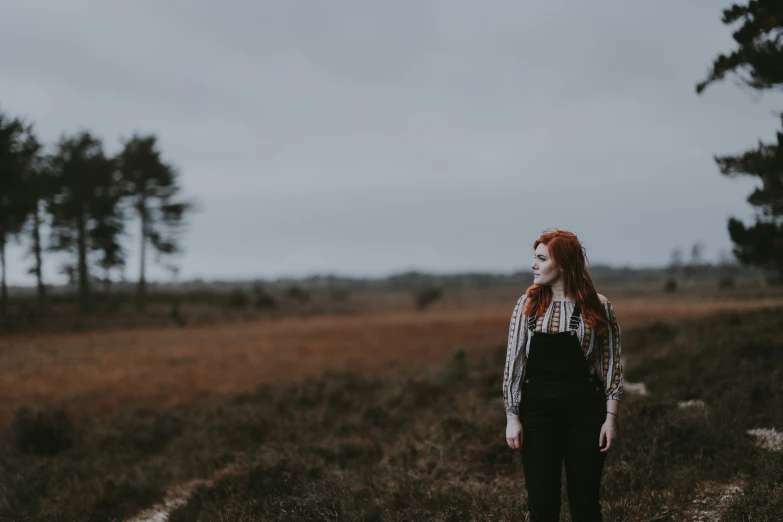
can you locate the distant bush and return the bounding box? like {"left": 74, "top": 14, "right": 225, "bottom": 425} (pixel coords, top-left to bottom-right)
{"left": 285, "top": 285, "right": 310, "bottom": 303}
{"left": 328, "top": 288, "right": 350, "bottom": 302}
{"left": 413, "top": 286, "right": 443, "bottom": 310}
{"left": 255, "top": 293, "right": 277, "bottom": 309}
{"left": 11, "top": 405, "right": 73, "bottom": 456}
{"left": 664, "top": 279, "right": 678, "bottom": 292}
{"left": 169, "top": 298, "right": 187, "bottom": 326}
{"left": 718, "top": 275, "right": 735, "bottom": 289}
{"left": 253, "top": 284, "right": 278, "bottom": 309}
{"left": 226, "top": 289, "right": 250, "bottom": 308}
{"left": 440, "top": 347, "right": 468, "bottom": 386}
{"left": 765, "top": 272, "right": 783, "bottom": 286}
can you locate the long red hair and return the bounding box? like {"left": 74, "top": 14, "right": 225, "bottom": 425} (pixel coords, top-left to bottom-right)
{"left": 522, "top": 229, "right": 610, "bottom": 336}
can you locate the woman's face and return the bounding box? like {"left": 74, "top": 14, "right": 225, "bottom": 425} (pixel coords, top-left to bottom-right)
{"left": 531, "top": 243, "right": 561, "bottom": 286}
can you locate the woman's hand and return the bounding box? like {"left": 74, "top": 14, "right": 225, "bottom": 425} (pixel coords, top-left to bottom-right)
{"left": 506, "top": 417, "right": 523, "bottom": 451}
{"left": 599, "top": 417, "right": 617, "bottom": 452}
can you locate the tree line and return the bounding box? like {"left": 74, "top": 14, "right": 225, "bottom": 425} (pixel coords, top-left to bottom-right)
{"left": 0, "top": 106, "right": 193, "bottom": 318}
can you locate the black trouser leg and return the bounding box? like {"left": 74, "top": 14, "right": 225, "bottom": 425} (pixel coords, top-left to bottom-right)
{"left": 563, "top": 400, "right": 607, "bottom": 522}
{"left": 521, "top": 390, "right": 565, "bottom": 522}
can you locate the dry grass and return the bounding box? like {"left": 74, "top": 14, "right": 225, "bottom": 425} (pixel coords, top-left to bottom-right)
{"left": 2, "top": 288, "right": 783, "bottom": 432}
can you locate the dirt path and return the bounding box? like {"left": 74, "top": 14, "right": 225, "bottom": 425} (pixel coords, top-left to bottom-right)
{"left": 125, "top": 460, "right": 244, "bottom": 522}
{"left": 2, "top": 296, "right": 782, "bottom": 430}
{"left": 679, "top": 478, "right": 747, "bottom": 522}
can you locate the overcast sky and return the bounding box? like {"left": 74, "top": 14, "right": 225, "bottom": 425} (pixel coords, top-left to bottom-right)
{"left": 1, "top": 1, "right": 781, "bottom": 285}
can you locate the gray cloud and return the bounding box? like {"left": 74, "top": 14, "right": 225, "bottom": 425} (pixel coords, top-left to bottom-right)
{"left": 1, "top": 0, "right": 780, "bottom": 284}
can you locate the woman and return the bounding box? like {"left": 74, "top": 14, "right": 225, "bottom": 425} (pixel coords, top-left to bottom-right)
{"left": 502, "top": 229, "right": 623, "bottom": 522}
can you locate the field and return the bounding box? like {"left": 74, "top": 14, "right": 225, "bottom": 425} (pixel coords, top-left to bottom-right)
{"left": 1, "top": 282, "right": 782, "bottom": 520}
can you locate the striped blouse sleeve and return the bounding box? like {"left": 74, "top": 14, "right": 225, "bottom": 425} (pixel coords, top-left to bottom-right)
{"left": 600, "top": 302, "right": 624, "bottom": 401}
{"left": 503, "top": 294, "right": 527, "bottom": 416}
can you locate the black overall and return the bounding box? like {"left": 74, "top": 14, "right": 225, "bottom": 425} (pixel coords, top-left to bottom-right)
{"left": 520, "top": 303, "right": 607, "bottom": 522}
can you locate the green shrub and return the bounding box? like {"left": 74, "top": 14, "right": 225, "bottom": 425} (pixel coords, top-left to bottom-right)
{"left": 718, "top": 275, "right": 735, "bottom": 289}
{"left": 225, "top": 289, "right": 250, "bottom": 308}
{"left": 440, "top": 347, "right": 468, "bottom": 386}
{"left": 89, "top": 477, "right": 165, "bottom": 522}
{"left": 328, "top": 288, "right": 350, "bottom": 302}
{"left": 720, "top": 452, "right": 783, "bottom": 521}
{"left": 285, "top": 285, "right": 310, "bottom": 303}
{"left": 10, "top": 405, "right": 73, "bottom": 456}
{"left": 414, "top": 286, "right": 443, "bottom": 310}
{"left": 252, "top": 283, "right": 277, "bottom": 309}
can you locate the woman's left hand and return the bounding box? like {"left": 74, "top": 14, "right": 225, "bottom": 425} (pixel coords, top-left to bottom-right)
{"left": 599, "top": 418, "right": 617, "bottom": 452}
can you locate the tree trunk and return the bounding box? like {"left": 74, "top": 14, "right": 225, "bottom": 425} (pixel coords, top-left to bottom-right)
{"left": 103, "top": 267, "right": 112, "bottom": 296}
{"left": 77, "top": 213, "right": 91, "bottom": 313}
{"left": 137, "top": 207, "right": 147, "bottom": 312}
{"left": 0, "top": 239, "right": 7, "bottom": 319}
{"left": 31, "top": 200, "right": 47, "bottom": 313}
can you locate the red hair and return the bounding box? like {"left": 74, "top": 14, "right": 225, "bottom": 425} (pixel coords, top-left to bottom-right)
{"left": 522, "top": 229, "right": 610, "bottom": 336}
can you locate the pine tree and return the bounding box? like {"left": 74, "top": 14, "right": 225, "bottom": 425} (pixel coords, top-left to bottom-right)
{"left": 18, "top": 129, "right": 50, "bottom": 313}
{"left": 697, "top": 1, "right": 783, "bottom": 282}
{"left": 116, "top": 134, "right": 192, "bottom": 312}
{"left": 48, "top": 132, "right": 123, "bottom": 313}
{"left": 0, "top": 111, "right": 35, "bottom": 319}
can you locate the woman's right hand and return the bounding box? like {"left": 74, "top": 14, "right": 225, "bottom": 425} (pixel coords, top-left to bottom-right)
{"left": 506, "top": 417, "right": 523, "bottom": 451}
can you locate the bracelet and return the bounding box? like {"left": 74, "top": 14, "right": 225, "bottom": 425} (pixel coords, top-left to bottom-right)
{"left": 606, "top": 411, "right": 618, "bottom": 418}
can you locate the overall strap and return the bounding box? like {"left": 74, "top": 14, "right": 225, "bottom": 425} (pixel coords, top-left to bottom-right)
{"left": 527, "top": 313, "right": 537, "bottom": 332}
{"left": 568, "top": 302, "right": 581, "bottom": 331}
{"left": 527, "top": 301, "right": 582, "bottom": 332}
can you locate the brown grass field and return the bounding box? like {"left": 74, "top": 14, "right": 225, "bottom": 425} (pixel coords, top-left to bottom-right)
{"left": 2, "top": 284, "right": 783, "bottom": 433}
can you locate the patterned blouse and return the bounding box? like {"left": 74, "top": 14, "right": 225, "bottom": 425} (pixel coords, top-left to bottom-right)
{"left": 503, "top": 294, "right": 624, "bottom": 416}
